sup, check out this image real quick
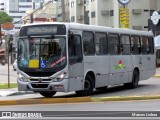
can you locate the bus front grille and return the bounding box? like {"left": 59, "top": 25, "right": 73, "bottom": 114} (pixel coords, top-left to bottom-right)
{"left": 26, "top": 72, "right": 55, "bottom": 77}
{"left": 31, "top": 84, "right": 49, "bottom": 88}
{"left": 30, "top": 79, "right": 52, "bottom": 82}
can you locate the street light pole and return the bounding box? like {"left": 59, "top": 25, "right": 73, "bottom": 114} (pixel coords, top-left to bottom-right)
{"left": 8, "top": 40, "right": 10, "bottom": 88}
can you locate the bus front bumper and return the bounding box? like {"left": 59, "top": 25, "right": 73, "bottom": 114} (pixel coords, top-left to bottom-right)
{"left": 17, "top": 78, "right": 69, "bottom": 92}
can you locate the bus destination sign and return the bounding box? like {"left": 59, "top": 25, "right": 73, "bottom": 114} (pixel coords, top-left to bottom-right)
{"left": 27, "top": 26, "right": 57, "bottom": 35}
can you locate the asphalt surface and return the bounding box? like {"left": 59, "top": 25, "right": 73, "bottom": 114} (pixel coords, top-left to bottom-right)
{"left": 0, "top": 64, "right": 160, "bottom": 106}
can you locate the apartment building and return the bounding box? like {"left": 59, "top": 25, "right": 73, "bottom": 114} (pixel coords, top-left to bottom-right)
{"left": 56, "top": 0, "right": 160, "bottom": 31}
{"left": 0, "top": 0, "right": 6, "bottom": 12}
{"left": 0, "top": 0, "right": 44, "bottom": 32}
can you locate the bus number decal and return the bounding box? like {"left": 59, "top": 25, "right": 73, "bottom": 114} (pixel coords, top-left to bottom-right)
{"left": 114, "top": 60, "right": 126, "bottom": 70}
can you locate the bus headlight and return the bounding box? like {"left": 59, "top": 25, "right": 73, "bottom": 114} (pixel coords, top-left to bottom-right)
{"left": 18, "top": 73, "right": 28, "bottom": 82}
{"left": 54, "top": 72, "right": 67, "bottom": 82}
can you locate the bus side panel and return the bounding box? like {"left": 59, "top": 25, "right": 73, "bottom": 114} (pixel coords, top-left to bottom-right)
{"left": 68, "top": 62, "right": 84, "bottom": 91}
{"left": 131, "top": 55, "right": 156, "bottom": 81}
{"left": 84, "top": 56, "right": 109, "bottom": 88}
{"left": 94, "top": 56, "right": 109, "bottom": 88}
{"left": 131, "top": 55, "right": 142, "bottom": 81}
{"left": 140, "top": 54, "right": 156, "bottom": 80}
{"left": 109, "top": 55, "right": 132, "bottom": 85}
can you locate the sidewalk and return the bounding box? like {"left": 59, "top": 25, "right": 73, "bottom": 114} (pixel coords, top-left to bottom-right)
{"left": 0, "top": 88, "right": 34, "bottom": 97}
{"left": 154, "top": 68, "right": 160, "bottom": 77}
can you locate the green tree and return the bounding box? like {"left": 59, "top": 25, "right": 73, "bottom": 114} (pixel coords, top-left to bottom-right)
{"left": 0, "top": 12, "right": 13, "bottom": 24}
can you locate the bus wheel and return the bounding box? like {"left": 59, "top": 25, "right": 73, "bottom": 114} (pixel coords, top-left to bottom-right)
{"left": 75, "top": 75, "right": 94, "bottom": 96}
{"left": 124, "top": 70, "right": 139, "bottom": 89}
{"left": 39, "top": 91, "right": 56, "bottom": 98}
{"left": 96, "top": 86, "right": 108, "bottom": 91}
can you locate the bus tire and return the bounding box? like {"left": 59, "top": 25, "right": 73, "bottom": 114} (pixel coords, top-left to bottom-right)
{"left": 96, "top": 86, "right": 108, "bottom": 91}
{"left": 39, "top": 91, "right": 56, "bottom": 98}
{"left": 124, "top": 70, "right": 139, "bottom": 89}
{"left": 75, "top": 75, "right": 94, "bottom": 96}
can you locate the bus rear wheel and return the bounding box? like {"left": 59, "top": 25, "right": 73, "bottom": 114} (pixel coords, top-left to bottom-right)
{"left": 124, "top": 70, "right": 139, "bottom": 89}
{"left": 39, "top": 91, "right": 56, "bottom": 98}
{"left": 75, "top": 75, "right": 94, "bottom": 96}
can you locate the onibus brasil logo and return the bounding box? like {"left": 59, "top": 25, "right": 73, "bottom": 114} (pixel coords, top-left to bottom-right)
{"left": 114, "top": 60, "right": 126, "bottom": 70}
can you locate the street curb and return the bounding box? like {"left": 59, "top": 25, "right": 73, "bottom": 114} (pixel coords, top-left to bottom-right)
{"left": 0, "top": 97, "right": 91, "bottom": 106}
{"left": 153, "top": 75, "right": 160, "bottom": 78}
{"left": 1, "top": 95, "right": 160, "bottom": 106}
{"left": 91, "top": 95, "right": 160, "bottom": 102}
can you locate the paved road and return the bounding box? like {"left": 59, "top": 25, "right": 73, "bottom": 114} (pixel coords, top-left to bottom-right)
{"left": 0, "top": 99, "right": 160, "bottom": 120}
{"left": 1, "top": 99, "right": 160, "bottom": 111}
{"left": 0, "top": 64, "right": 160, "bottom": 100}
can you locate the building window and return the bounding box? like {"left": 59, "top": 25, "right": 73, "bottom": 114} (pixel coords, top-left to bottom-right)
{"left": 71, "top": 1, "right": 75, "bottom": 7}
{"left": 91, "top": 11, "right": 95, "bottom": 18}
{"left": 12, "top": 16, "right": 22, "bottom": 18}
{"left": 57, "top": 13, "right": 62, "bottom": 17}
{"left": 110, "top": 10, "right": 114, "bottom": 16}
{"left": 144, "top": 26, "right": 148, "bottom": 28}
{"left": 19, "top": 5, "right": 32, "bottom": 8}
{"left": 71, "top": 16, "right": 75, "bottom": 22}
{"left": 144, "top": 9, "right": 149, "bottom": 12}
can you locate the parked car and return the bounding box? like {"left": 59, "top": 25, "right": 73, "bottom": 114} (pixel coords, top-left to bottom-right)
{"left": 13, "top": 59, "right": 17, "bottom": 71}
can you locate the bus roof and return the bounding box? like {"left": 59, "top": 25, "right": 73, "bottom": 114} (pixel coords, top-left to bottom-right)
{"left": 21, "top": 22, "right": 153, "bottom": 37}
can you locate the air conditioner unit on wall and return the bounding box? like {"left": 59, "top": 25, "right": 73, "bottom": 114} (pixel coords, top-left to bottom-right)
{"left": 101, "top": 10, "right": 110, "bottom": 15}
{"left": 78, "top": 0, "right": 83, "bottom": 5}
{"left": 77, "top": 15, "right": 83, "bottom": 20}
{"left": 132, "top": 26, "right": 142, "bottom": 30}
{"left": 132, "top": 9, "right": 142, "bottom": 14}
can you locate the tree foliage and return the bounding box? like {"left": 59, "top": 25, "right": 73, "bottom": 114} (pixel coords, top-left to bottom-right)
{"left": 0, "top": 12, "right": 13, "bottom": 24}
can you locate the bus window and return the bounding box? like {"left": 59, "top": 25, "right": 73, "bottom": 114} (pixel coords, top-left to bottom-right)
{"left": 68, "top": 35, "right": 82, "bottom": 64}
{"left": 82, "top": 31, "right": 95, "bottom": 55}
{"left": 120, "top": 35, "right": 131, "bottom": 55}
{"left": 108, "top": 34, "right": 120, "bottom": 55}
{"left": 131, "top": 36, "right": 141, "bottom": 55}
{"left": 95, "top": 32, "right": 107, "bottom": 55}
{"left": 141, "top": 36, "right": 149, "bottom": 54}
{"left": 149, "top": 37, "right": 154, "bottom": 54}
{"left": 48, "top": 41, "right": 61, "bottom": 56}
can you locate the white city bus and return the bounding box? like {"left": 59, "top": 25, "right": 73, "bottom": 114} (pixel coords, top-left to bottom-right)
{"left": 17, "top": 22, "right": 156, "bottom": 97}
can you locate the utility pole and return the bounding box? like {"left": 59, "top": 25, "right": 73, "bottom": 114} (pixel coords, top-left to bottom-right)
{"left": 30, "top": 13, "right": 33, "bottom": 23}
{"left": 61, "top": 0, "right": 65, "bottom": 22}
{"left": 0, "top": 23, "right": 2, "bottom": 47}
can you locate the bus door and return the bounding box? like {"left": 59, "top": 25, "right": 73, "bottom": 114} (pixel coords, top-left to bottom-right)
{"left": 68, "top": 33, "right": 84, "bottom": 91}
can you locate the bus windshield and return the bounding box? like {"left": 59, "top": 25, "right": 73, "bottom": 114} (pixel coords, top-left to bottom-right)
{"left": 18, "top": 36, "right": 66, "bottom": 69}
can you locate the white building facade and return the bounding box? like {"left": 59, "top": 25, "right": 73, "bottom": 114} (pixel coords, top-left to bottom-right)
{"left": 57, "top": 0, "right": 160, "bottom": 31}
